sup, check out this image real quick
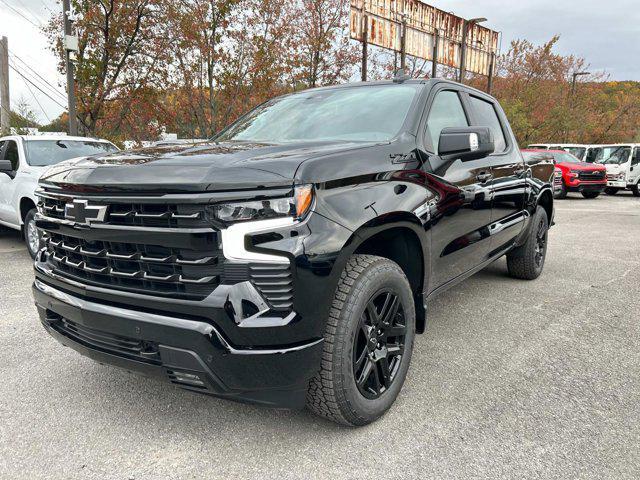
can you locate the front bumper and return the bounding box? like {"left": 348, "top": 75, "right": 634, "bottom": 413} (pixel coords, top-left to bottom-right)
{"left": 566, "top": 181, "right": 606, "bottom": 193}
{"left": 607, "top": 181, "right": 627, "bottom": 188}
{"left": 33, "top": 278, "right": 323, "bottom": 408}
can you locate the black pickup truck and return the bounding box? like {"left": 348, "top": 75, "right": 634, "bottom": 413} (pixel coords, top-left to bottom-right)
{"left": 33, "top": 79, "right": 554, "bottom": 426}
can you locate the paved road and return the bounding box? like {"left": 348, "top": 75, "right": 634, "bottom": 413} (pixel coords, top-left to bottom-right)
{"left": 1, "top": 194, "right": 639, "bottom": 479}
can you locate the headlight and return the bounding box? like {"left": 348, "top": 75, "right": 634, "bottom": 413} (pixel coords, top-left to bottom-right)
{"left": 211, "top": 185, "right": 314, "bottom": 224}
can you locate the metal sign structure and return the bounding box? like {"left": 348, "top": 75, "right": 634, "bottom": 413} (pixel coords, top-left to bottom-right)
{"left": 350, "top": 0, "right": 499, "bottom": 81}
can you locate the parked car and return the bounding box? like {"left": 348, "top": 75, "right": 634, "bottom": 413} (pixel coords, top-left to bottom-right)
{"left": 522, "top": 149, "right": 607, "bottom": 199}
{"left": 553, "top": 166, "right": 563, "bottom": 195}
{"left": 595, "top": 144, "right": 640, "bottom": 196}
{"left": 0, "top": 135, "right": 119, "bottom": 257}
{"left": 33, "top": 79, "right": 555, "bottom": 426}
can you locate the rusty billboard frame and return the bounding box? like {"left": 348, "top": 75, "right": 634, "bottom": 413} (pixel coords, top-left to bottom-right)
{"left": 350, "top": 0, "right": 500, "bottom": 81}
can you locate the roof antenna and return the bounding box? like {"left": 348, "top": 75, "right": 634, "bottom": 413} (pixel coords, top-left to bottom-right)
{"left": 393, "top": 69, "right": 411, "bottom": 83}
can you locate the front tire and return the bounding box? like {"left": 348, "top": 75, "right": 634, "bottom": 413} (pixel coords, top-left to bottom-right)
{"left": 604, "top": 187, "right": 619, "bottom": 196}
{"left": 581, "top": 191, "right": 600, "bottom": 199}
{"left": 632, "top": 184, "right": 640, "bottom": 197}
{"left": 506, "top": 206, "right": 549, "bottom": 280}
{"left": 306, "top": 255, "right": 416, "bottom": 426}
{"left": 23, "top": 208, "right": 41, "bottom": 259}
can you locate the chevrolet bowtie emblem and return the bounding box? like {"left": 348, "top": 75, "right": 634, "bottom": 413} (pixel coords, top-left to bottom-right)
{"left": 64, "top": 200, "right": 108, "bottom": 225}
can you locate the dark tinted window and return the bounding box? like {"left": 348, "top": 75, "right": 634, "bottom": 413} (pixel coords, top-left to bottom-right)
{"left": 469, "top": 96, "right": 507, "bottom": 152}
{"left": 426, "top": 90, "right": 469, "bottom": 152}
{"left": 632, "top": 147, "right": 640, "bottom": 166}
{"left": 2, "top": 140, "right": 19, "bottom": 170}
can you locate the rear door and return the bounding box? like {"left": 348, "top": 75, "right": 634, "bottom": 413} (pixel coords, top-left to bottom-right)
{"left": 421, "top": 87, "right": 494, "bottom": 289}
{"left": 465, "top": 93, "right": 528, "bottom": 254}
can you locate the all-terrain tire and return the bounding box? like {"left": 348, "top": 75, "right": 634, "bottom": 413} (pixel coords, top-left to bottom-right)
{"left": 506, "top": 206, "right": 549, "bottom": 280}
{"left": 604, "top": 187, "right": 619, "bottom": 196}
{"left": 306, "top": 255, "right": 416, "bottom": 426}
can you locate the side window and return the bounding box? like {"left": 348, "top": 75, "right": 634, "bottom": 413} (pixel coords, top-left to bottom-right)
{"left": 3, "top": 140, "right": 19, "bottom": 171}
{"left": 632, "top": 148, "right": 640, "bottom": 166}
{"left": 469, "top": 96, "right": 507, "bottom": 152}
{"left": 588, "top": 148, "right": 602, "bottom": 163}
{"left": 425, "top": 90, "right": 469, "bottom": 153}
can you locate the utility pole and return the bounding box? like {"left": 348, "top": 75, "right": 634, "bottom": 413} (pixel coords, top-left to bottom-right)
{"left": 63, "top": 0, "right": 79, "bottom": 136}
{"left": 0, "top": 36, "right": 9, "bottom": 135}
{"left": 361, "top": 8, "right": 368, "bottom": 82}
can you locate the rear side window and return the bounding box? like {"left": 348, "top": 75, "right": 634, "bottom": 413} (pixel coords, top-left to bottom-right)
{"left": 469, "top": 96, "right": 507, "bottom": 152}
{"left": 426, "top": 91, "right": 469, "bottom": 152}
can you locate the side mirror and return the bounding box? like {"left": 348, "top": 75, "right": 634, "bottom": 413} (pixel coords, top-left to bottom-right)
{"left": 438, "top": 127, "right": 495, "bottom": 162}
{"left": 0, "top": 160, "right": 14, "bottom": 175}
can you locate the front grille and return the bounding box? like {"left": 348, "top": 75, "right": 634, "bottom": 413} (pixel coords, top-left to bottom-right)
{"left": 553, "top": 174, "right": 562, "bottom": 186}
{"left": 44, "top": 232, "right": 221, "bottom": 299}
{"left": 48, "top": 313, "right": 160, "bottom": 364}
{"left": 578, "top": 171, "right": 606, "bottom": 181}
{"left": 39, "top": 195, "right": 211, "bottom": 228}
{"left": 37, "top": 189, "right": 295, "bottom": 310}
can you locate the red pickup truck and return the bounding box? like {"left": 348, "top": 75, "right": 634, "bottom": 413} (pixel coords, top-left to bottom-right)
{"left": 522, "top": 149, "right": 607, "bottom": 199}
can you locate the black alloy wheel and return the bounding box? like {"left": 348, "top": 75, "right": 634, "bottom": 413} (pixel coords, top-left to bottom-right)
{"left": 533, "top": 217, "right": 548, "bottom": 269}
{"left": 353, "top": 291, "right": 407, "bottom": 400}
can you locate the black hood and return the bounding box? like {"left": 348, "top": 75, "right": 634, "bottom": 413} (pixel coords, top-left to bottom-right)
{"left": 39, "top": 141, "right": 375, "bottom": 194}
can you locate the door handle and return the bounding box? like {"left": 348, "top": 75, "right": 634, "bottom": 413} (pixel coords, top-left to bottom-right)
{"left": 476, "top": 172, "right": 493, "bottom": 183}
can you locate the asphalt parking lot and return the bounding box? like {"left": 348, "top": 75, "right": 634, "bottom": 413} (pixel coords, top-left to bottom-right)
{"left": 1, "top": 193, "right": 639, "bottom": 480}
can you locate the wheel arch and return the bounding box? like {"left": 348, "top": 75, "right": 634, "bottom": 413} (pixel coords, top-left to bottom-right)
{"left": 19, "top": 197, "right": 37, "bottom": 225}
{"left": 333, "top": 212, "right": 430, "bottom": 334}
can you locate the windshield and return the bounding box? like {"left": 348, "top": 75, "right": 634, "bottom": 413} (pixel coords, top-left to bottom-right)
{"left": 215, "top": 85, "right": 422, "bottom": 144}
{"left": 553, "top": 152, "right": 581, "bottom": 164}
{"left": 24, "top": 140, "right": 119, "bottom": 166}
{"left": 596, "top": 146, "right": 632, "bottom": 165}
{"left": 564, "top": 147, "right": 586, "bottom": 159}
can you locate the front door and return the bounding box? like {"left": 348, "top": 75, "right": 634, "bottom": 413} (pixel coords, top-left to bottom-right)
{"left": 0, "top": 140, "right": 21, "bottom": 226}
{"left": 629, "top": 147, "right": 640, "bottom": 185}
{"left": 421, "top": 88, "right": 494, "bottom": 289}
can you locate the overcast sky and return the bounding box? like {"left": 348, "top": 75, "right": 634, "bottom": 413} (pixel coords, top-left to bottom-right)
{"left": 1, "top": 0, "right": 639, "bottom": 124}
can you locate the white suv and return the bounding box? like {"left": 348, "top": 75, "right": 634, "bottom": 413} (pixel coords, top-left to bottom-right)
{"left": 0, "top": 135, "right": 119, "bottom": 257}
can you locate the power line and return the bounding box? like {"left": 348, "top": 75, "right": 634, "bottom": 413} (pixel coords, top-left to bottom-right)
{"left": 12, "top": 61, "right": 51, "bottom": 123}
{"left": 8, "top": 63, "right": 67, "bottom": 110}
{"left": 9, "top": 50, "right": 66, "bottom": 102}
{"left": 9, "top": 61, "right": 92, "bottom": 134}
{"left": 0, "top": 0, "right": 42, "bottom": 29}
{"left": 12, "top": 0, "right": 46, "bottom": 26}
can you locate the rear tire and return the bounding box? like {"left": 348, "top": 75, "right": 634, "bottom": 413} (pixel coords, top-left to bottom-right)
{"left": 604, "top": 187, "right": 619, "bottom": 196}
{"left": 306, "top": 255, "right": 416, "bottom": 426}
{"left": 23, "top": 208, "right": 41, "bottom": 259}
{"left": 506, "top": 206, "right": 549, "bottom": 280}
{"left": 581, "top": 191, "right": 600, "bottom": 199}
{"left": 554, "top": 182, "right": 568, "bottom": 199}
